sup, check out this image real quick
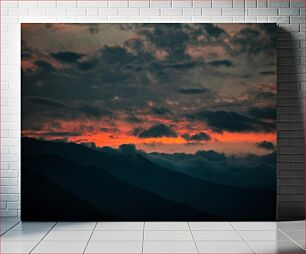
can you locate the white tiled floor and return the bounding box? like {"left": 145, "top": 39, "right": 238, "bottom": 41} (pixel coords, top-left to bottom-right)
{"left": 0, "top": 219, "right": 304, "bottom": 253}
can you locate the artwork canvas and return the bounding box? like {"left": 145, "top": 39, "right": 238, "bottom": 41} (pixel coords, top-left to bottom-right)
{"left": 21, "top": 24, "right": 276, "bottom": 221}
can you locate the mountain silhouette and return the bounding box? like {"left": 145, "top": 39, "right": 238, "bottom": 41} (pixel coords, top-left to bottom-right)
{"left": 22, "top": 138, "right": 276, "bottom": 220}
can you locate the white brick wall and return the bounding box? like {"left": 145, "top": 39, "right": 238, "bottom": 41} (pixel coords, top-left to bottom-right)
{"left": 0, "top": 0, "right": 305, "bottom": 219}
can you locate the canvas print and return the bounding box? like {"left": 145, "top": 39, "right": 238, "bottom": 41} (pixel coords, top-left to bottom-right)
{"left": 21, "top": 24, "right": 276, "bottom": 221}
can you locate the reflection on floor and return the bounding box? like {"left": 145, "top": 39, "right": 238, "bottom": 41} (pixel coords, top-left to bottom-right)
{"left": 1, "top": 219, "right": 304, "bottom": 253}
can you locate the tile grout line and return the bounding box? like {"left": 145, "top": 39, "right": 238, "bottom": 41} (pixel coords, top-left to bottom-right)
{"left": 29, "top": 222, "right": 58, "bottom": 254}
{"left": 83, "top": 221, "right": 97, "bottom": 254}
{"left": 0, "top": 220, "right": 20, "bottom": 236}
{"left": 276, "top": 227, "right": 306, "bottom": 251}
{"left": 141, "top": 221, "right": 145, "bottom": 254}
{"left": 229, "top": 222, "right": 256, "bottom": 254}
{"left": 187, "top": 221, "right": 200, "bottom": 254}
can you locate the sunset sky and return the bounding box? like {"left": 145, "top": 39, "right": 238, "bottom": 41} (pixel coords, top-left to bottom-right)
{"left": 21, "top": 23, "right": 276, "bottom": 155}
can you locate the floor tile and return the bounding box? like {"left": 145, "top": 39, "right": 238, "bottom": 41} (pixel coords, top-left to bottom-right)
{"left": 143, "top": 241, "right": 198, "bottom": 253}
{"left": 282, "top": 230, "right": 305, "bottom": 249}
{"left": 232, "top": 222, "right": 276, "bottom": 231}
{"left": 145, "top": 230, "right": 193, "bottom": 241}
{"left": 32, "top": 241, "right": 87, "bottom": 253}
{"left": 96, "top": 222, "right": 144, "bottom": 231}
{"left": 12, "top": 222, "right": 55, "bottom": 231}
{"left": 0, "top": 241, "right": 37, "bottom": 253}
{"left": 85, "top": 241, "right": 142, "bottom": 253}
{"left": 0, "top": 230, "right": 48, "bottom": 242}
{"left": 52, "top": 222, "right": 96, "bottom": 231}
{"left": 239, "top": 230, "right": 291, "bottom": 241}
{"left": 197, "top": 241, "right": 253, "bottom": 253}
{"left": 192, "top": 230, "right": 242, "bottom": 241}
{"left": 189, "top": 222, "right": 234, "bottom": 231}
{"left": 1, "top": 221, "right": 21, "bottom": 234}
{"left": 43, "top": 230, "right": 92, "bottom": 242}
{"left": 249, "top": 240, "right": 304, "bottom": 253}
{"left": 145, "top": 222, "right": 190, "bottom": 230}
{"left": 90, "top": 230, "right": 143, "bottom": 241}
{"left": 275, "top": 221, "right": 305, "bottom": 231}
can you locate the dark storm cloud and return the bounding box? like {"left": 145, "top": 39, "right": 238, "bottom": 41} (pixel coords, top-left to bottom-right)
{"left": 208, "top": 60, "right": 233, "bottom": 67}
{"left": 204, "top": 24, "right": 226, "bottom": 37}
{"left": 256, "top": 141, "right": 275, "bottom": 150}
{"left": 181, "top": 132, "right": 211, "bottom": 141}
{"left": 192, "top": 110, "right": 275, "bottom": 133}
{"left": 248, "top": 107, "right": 276, "bottom": 121}
{"left": 35, "top": 60, "right": 56, "bottom": 72}
{"left": 133, "top": 124, "right": 177, "bottom": 138}
{"left": 77, "top": 103, "right": 113, "bottom": 118}
{"left": 50, "top": 51, "right": 83, "bottom": 63}
{"left": 151, "top": 107, "right": 170, "bottom": 115}
{"left": 126, "top": 115, "right": 143, "bottom": 123}
{"left": 77, "top": 60, "right": 97, "bottom": 71}
{"left": 230, "top": 24, "right": 276, "bottom": 55}
{"left": 178, "top": 87, "right": 210, "bottom": 94}
{"left": 26, "top": 97, "right": 67, "bottom": 108}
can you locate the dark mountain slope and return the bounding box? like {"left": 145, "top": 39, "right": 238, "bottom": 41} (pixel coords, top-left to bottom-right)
{"left": 22, "top": 153, "right": 218, "bottom": 220}
{"left": 22, "top": 138, "right": 276, "bottom": 220}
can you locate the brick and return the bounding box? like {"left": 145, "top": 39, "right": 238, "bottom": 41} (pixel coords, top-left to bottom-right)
{"left": 8, "top": 8, "right": 29, "bottom": 16}
{"left": 108, "top": 0, "right": 128, "bottom": 8}
{"left": 233, "top": 0, "right": 244, "bottom": 7}
{"left": 244, "top": 16, "right": 257, "bottom": 22}
{"left": 149, "top": 16, "right": 172, "bottom": 22}
{"left": 278, "top": 179, "right": 304, "bottom": 185}
{"left": 290, "top": 0, "right": 305, "bottom": 7}
{"left": 202, "top": 8, "right": 221, "bottom": 15}
{"left": 67, "top": 8, "right": 87, "bottom": 16}
{"left": 290, "top": 16, "right": 304, "bottom": 23}
{"left": 278, "top": 195, "right": 304, "bottom": 202}
{"left": 248, "top": 8, "right": 278, "bottom": 15}
{"left": 245, "top": 0, "right": 256, "bottom": 7}
{"left": 140, "top": 8, "right": 160, "bottom": 16}
{"left": 87, "top": 8, "right": 99, "bottom": 16}
{"left": 47, "top": 8, "right": 67, "bottom": 16}
{"left": 1, "top": 210, "right": 18, "bottom": 217}
{"left": 193, "top": 0, "right": 211, "bottom": 7}
{"left": 257, "top": 0, "right": 267, "bottom": 8}
{"left": 212, "top": 16, "right": 233, "bottom": 22}
{"left": 172, "top": 0, "right": 192, "bottom": 7}
{"left": 212, "top": 0, "right": 233, "bottom": 8}
{"left": 129, "top": 1, "right": 149, "bottom": 7}
{"left": 0, "top": 194, "right": 18, "bottom": 202}
{"left": 99, "top": 8, "right": 118, "bottom": 16}
{"left": 1, "top": 1, "right": 18, "bottom": 8}
{"left": 118, "top": 8, "right": 140, "bottom": 16}
{"left": 183, "top": 8, "right": 202, "bottom": 16}
{"left": 127, "top": 16, "right": 150, "bottom": 22}
{"left": 0, "top": 170, "right": 19, "bottom": 178}
{"left": 161, "top": 8, "right": 183, "bottom": 16}
{"left": 29, "top": 8, "right": 48, "bottom": 16}
{"left": 279, "top": 8, "right": 300, "bottom": 15}
{"left": 7, "top": 202, "right": 20, "bottom": 210}
{"left": 279, "top": 186, "right": 304, "bottom": 194}
{"left": 150, "top": 0, "right": 171, "bottom": 7}
{"left": 39, "top": 1, "right": 57, "bottom": 8}
{"left": 222, "top": 8, "right": 245, "bottom": 15}
{"left": 57, "top": 1, "right": 77, "bottom": 8}
{"left": 77, "top": 1, "right": 107, "bottom": 8}
{"left": 268, "top": 0, "right": 290, "bottom": 8}
{"left": 172, "top": 16, "right": 192, "bottom": 22}
{"left": 192, "top": 16, "right": 212, "bottom": 22}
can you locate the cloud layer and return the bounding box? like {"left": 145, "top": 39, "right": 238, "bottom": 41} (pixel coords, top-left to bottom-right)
{"left": 22, "top": 23, "right": 277, "bottom": 155}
